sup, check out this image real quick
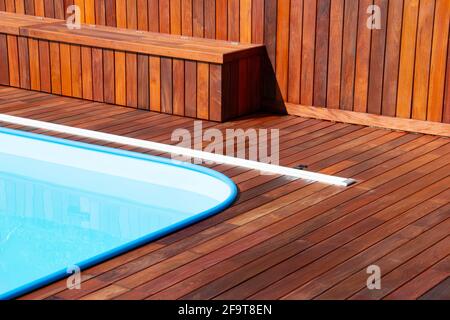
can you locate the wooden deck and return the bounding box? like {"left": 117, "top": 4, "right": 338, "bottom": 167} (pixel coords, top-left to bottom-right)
{"left": 0, "top": 85, "right": 449, "bottom": 300}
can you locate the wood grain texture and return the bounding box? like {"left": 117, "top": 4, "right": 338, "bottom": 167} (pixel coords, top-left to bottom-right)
{"left": 172, "top": 58, "right": 185, "bottom": 116}
{"left": 209, "top": 63, "right": 222, "bottom": 121}
{"left": 327, "top": 0, "right": 344, "bottom": 109}
{"left": 18, "top": 36, "right": 30, "bottom": 89}
{"left": 396, "top": 0, "right": 419, "bottom": 118}
{"left": 149, "top": 56, "right": 161, "bottom": 112}
{"left": 0, "top": 34, "right": 9, "bottom": 85}
{"left": 185, "top": 60, "right": 197, "bottom": 118}
{"left": 114, "top": 51, "right": 126, "bottom": 105}
{"left": 161, "top": 57, "right": 173, "bottom": 113}
{"left": 126, "top": 52, "right": 138, "bottom": 108}
{"left": 103, "top": 49, "right": 115, "bottom": 103}
{"left": 197, "top": 62, "right": 209, "bottom": 119}
{"left": 70, "top": 45, "right": 82, "bottom": 98}
{"left": 92, "top": 47, "right": 104, "bottom": 102}
{"left": 6, "top": 35, "right": 19, "bottom": 87}
{"left": 137, "top": 53, "right": 149, "bottom": 110}
{"left": 28, "top": 37, "right": 40, "bottom": 90}
{"left": 49, "top": 41, "right": 61, "bottom": 94}
{"left": 60, "top": 43, "right": 72, "bottom": 96}
{"left": 81, "top": 46, "right": 93, "bottom": 100}
{"left": 427, "top": 0, "right": 450, "bottom": 122}
{"left": 275, "top": 0, "right": 289, "bottom": 101}
{"left": 287, "top": 0, "right": 302, "bottom": 104}
{"left": 314, "top": 0, "right": 331, "bottom": 107}
{"left": 38, "top": 40, "right": 51, "bottom": 92}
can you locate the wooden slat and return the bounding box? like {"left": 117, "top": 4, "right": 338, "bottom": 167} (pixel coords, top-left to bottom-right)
{"left": 412, "top": 0, "right": 435, "bottom": 120}
{"left": 104, "top": 0, "right": 116, "bottom": 26}
{"left": 275, "top": 0, "right": 289, "bottom": 101}
{"left": 170, "top": 0, "right": 182, "bottom": 35}
{"left": 197, "top": 62, "right": 209, "bottom": 119}
{"left": 340, "top": 0, "right": 358, "bottom": 110}
{"left": 367, "top": 0, "right": 388, "bottom": 115}
{"left": 60, "top": 43, "right": 72, "bottom": 96}
{"left": 216, "top": 0, "right": 227, "bottom": 40}
{"left": 353, "top": 0, "right": 373, "bottom": 113}
{"left": 6, "top": 35, "right": 19, "bottom": 87}
{"left": 382, "top": 0, "right": 403, "bottom": 117}
{"left": 115, "top": 0, "right": 127, "bottom": 28}
{"left": 209, "top": 63, "right": 222, "bottom": 121}
{"left": 240, "top": 0, "right": 251, "bottom": 43}
{"left": 38, "top": 39, "right": 50, "bottom": 92}
{"left": 92, "top": 47, "right": 104, "bottom": 102}
{"left": 251, "top": 0, "right": 264, "bottom": 44}
{"left": 49, "top": 41, "right": 61, "bottom": 94}
{"left": 103, "top": 49, "right": 115, "bottom": 104}
{"left": 397, "top": 0, "right": 419, "bottom": 118}
{"left": 127, "top": 0, "right": 137, "bottom": 29}
{"left": 287, "top": 0, "right": 302, "bottom": 104}
{"left": 148, "top": 0, "right": 159, "bottom": 32}
{"left": 314, "top": 0, "right": 331, "bottom": 107}
{"left": 159, "top": 0, "right": 170, "bottom": 34}
{"left": 137, "top": 54, "right": 149, "bottom": 110}
{"left": 427, "top": 0, "right": 450, "bottom": 122}
{"left": 192, "top": 0, "right": 204, "bottom": 37}
{"left": 70, "top": 45, "right": 82, "bottom": 98}
{"left": 228, "top": 0, "right": 239, "bottom": 42}
{"left": 172, "top": 58, "right": 185, "bottom": 116}
{"left": 81, "top": 46, "right": 93, "bottom": 100}
{"left": 28, "top": 37, "right": 40, "bottom": 90}
{"left": 327, "top": 0, "right": 344, "bottom": 109}
{"left": 185, "top": 60, "right": 197, "bottom": 118}
{"left": 126, "top": 52, "right": 138, "bottom": 108}
{"left": 444, "top": 40, "right": 450, "bottom": 124}
{"left": 17, "top": 36, "right": 30, "bottom": 89}
{"left": 181, "top": 0, "right": 193, "bottom": 36}
{"left": 160, "top": 57, "right": 173, "bottom": 113}
{"left": 204, "top": 0, "right": 215, "bottom": 39}
{"left": 0, "top": 34, "right": 9, "bottom": 85}
{"left": 149, "top": 56, "right": 161, "bottom": 112}
{"left": 137, "top": 0, "right": 148, "bottom": 31}
{"left": 301, "top": 0, "right": 317, "bottom": 106}
{"left": 114, "top": 51, "right": 126, "bottom": 105}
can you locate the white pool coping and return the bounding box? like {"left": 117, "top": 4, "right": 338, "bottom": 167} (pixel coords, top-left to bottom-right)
{"left": 0, "top": 114, "right": 356, "bottom": 187}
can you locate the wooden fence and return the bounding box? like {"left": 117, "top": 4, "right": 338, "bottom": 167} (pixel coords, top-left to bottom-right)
{"left": 1, "top": 0, "right": 449, "bottom": 125}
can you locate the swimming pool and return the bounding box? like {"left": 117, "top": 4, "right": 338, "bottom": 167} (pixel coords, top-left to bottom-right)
{"left": 0, "top": 127, "right": 238, "bottom": 299}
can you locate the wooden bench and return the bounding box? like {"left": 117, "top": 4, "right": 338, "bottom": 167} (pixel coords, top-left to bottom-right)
{"left": 0, "top": 12, "right": 264, "bottom": 121}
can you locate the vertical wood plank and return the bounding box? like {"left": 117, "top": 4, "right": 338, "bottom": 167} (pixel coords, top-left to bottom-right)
{"left": 367, "top": 0, "right": 388, "bottom": 115}
{"left": 210, "top": 64, "right": 222, "bottom": 121}
{"left": 444, "top": 41, "right": 450, "bottom": 123}
{"left": 74, "top": 0, "right": 85, "bottom": 23}
{"left": 103, "top": 49, "right": 115, "bottom": 104}
{"left": 193, "top": 0, "right": 204, "bottom": 37}
{"left": 204, "top": 0, "right": 215, "bottom": 39}
{"left": 95, "top": 0, "right": 106, "bottom": 25}
{"left": 263, "top": 0, "right": 277, "bottom": 101}
{"left": 197, "top": 62, "right": 209, "bottom": 119}
{"left": 185, "top": 60, "right": 197, "bottom": 118}
{"left": 173, "top": 59, "right": 185, "bottom": 116}
{"left": 0, "top": 35, "right": 9, "bottom": 86}
{"left": 0, "top": 0, "right": 5, "bottom": 11}
{"left": 126, "top": 52, "right": 138, "bottom": 108}
{"left": 148, "top": 0, "right": 160, "bottom": 32}
{"left": 137, "top": 0, "right": 148, "bottom": 30}
{"left": 24, "top": 0, "right": 34, "bottom": 15}
{"left": 340, "top": 0, "right": 358, "bottom": 110}
{"left": 38, "top": 40, "right": 51, "bottom": 92}
{"left": 34, "top": 0, "right": 44, "bottom": 16}
{"left": 85, "top": 0, "right": 95, "bottom": 24}
{"left": 14, "top": 0, "right": 24, "bottom": 13}
{"left": 427, "top": 0, "right": 450, "bottom": 122}
{"left": 49, "top": 41, "right": 61, "bottom": 94}
{"left": 161, "top": 57, "right": 173, "bottom": 113}
{"left": 382, "top": 0, "right": 403, "bottom": 117}
{"left": 92, "top": 48, "right": 104, "bottom": 102}
{"left": 149, "top": 56, "right": 161, "bottom": 111}
{"left": 222, "top": 62, "right": 231, "bottom": 120}
{"left": 114, "top": 51, "right": 126, "bottom": 105}
{"left": 238, "top": 58, "right": 249, "bottom": 115}
{"left": 53, "top": 0, "right": 64, "bottom": 19}
{"left": 60, "top": 43, "right": 72, "bottom": 96}
{"left": 5, "top": 0, "right": 14, "bottom": 12}
{"left": 171, "top": 0, "right": 182, "bottom": 35}
{"left": 81, "top": 46, "right": 93, "bottom": 100}
{"left": 314, "top": 0, "right": 331, "bottom": 106}
{"left": 182, "top": 0, "right": 193, "bottom": 36}
{"left": 396, "top": 0, "right": 419, "bottom": 118}
{"left": 275, "top": 0, "right": 290, "bottom": 101}
{"left": 127, "top": 0, "right": 137, "bottom": 29}
{"left": 160, "top": 0, "right": 170, "bottom": 33}
{"left": 240, "top": 0, "right": 252, "bottom": 43}
{"left": 301, "top": 0, "right": 317, "bottom": 106}
{"left": 116, "top": 0, "right": 127, "bottom": 28}
{"left": 288, "top": 0, "right": 303, "bottom": 104}
{"left": 327, "top": 0, "right": 344, "bottom": 108}
{"left": 216, "top": 0, "right": 228, "bottom": 40}
{"left": 7, "top": 36, "right": 19, "bottom": 87}
{"left": 137, "top": 54, "right": 149, "bottom": 110}
{"left": 71, "top": 45, "right": 82, "bottom": 98}
{"left": 228, "top": 0, "right": 240, "bottom": 41}
{"left": 412, "top": 0, "right": 435, "bottom": 120}
{"left": 43, "top": 0, "right": 54, "bottom": 17}
{"left": 18, "top": 37, "right": 30, "bottom": 89}
{"left": 252, "top": 0, "right": 264, "bottom": 44}
{"left": 28, "top": 38, "right": 40, "bottom": 90}
{"left": 105, "top": 0, "right": 116, "bottom": 26}
{"left": 353, "top": 0, "right": 373, "bottom": 113}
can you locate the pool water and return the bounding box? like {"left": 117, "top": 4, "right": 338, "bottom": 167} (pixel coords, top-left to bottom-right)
{"left": 0, "top": 128, "right": 237, "bottom": 299}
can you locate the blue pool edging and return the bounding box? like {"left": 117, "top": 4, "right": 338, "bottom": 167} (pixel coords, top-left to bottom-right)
{"left": 0, "top": 127, "right": 238, "bottom": 300}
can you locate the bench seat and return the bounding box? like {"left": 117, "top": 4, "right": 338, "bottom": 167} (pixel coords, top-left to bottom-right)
{"left": 0, "top": 12, "right": 264, "bottom": 121}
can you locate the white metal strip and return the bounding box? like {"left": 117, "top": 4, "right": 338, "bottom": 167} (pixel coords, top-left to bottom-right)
{"left": 0, "top": 114, "right": 356, "bottom": 187}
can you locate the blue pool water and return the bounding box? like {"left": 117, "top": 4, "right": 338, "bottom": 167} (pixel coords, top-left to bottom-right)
{"left": 0, "top": 127, "right": 237, "bottom": 299}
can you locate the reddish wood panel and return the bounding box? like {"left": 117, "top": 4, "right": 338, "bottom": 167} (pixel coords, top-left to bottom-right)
{"left": 173, "top": 58, "right": 185, "bottom": 116}
{"left": 137, "top": 54, "right": 149, "bottom": 110}
{"left": 275, "top": 0, "right": 289, "bottom": 101}
{"left": 71, "top": 45, "right": 82, "bottom": 98}
{"left": 0, "top": 34, "right": 9, "bottom": 85}
{"left": 38, "top": 40, "right": 51, "bottom": 92}
{"left": 126, "top": 52, "right": 138, "bottom": 108}
{"left": 314, "top": 0, "right": 331, "bottom": 107}
{"left": 18, "top": 36, "right": 30, "bottom": 89}
{"left": 287, "top": 0, "right": 302, "bottom": 104}
{"left": 81, "top": 46, "right": 93, "bottom": 100}
{"left": 209, "top": 63, "right": 222, "bottom": 121}
{"left": 161, "top": 57, "right": 173, "bottom": 114}
{"left": 103, "top": 49, "right": 115, "bottom": 104}
{"left": 197, "top": 62, "right": 209, "bottom": 119}
{"left": 301, "top": 0, "right": 317, "bottom": 106}
{"left": 149, "top": 56, "right": 161, "bottom": 112}
{"left": 327, "top": 0, "right": 344, "bottom": 109}
{"left": 28, "top": 38, "right": 40, "bottom": 90}
{"left": 92, "top": 47, "right": 104, "bottom": 102}
{"left": 185, "top": 60, "right": 197, "bottom": 118}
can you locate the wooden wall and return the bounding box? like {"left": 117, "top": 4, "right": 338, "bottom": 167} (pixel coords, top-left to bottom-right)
{"left": 1, "top": 0, "right": 449, "bottom": 124}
